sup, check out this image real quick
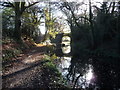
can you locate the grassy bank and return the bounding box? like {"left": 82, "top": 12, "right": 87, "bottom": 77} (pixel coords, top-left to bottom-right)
{"left": 41, "top": 54, "right": 70, "bottom": 88}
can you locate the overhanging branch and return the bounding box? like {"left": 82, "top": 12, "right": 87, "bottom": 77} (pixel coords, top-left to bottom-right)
{"left": 0, "top": 2, "right": 14, "bottom": 8}
{"left": 25, "top": 2, "right": 39, "bottom": 10}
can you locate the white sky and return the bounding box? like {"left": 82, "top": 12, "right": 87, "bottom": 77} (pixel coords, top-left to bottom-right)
{"left": 39, "top": 18, "right": 46, "bottom": 34}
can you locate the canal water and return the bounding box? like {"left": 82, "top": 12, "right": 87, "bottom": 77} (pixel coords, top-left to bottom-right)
{"left": 52, "top": 36, "right": 120, "bottom": 89}
{"left": 54, "top": 36, "right": 95, "bottom": 89}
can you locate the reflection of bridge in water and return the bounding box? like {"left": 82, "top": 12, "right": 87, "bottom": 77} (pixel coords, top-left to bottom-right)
{"left": 54, "top": 49, "right": 71, "bottom": 57}
{"left": 51, "top": 33, "right": 71, "bottom": 57}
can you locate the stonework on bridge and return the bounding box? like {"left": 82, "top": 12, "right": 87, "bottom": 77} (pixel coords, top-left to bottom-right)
{"left": 51, "top": 33, "right": 70, "bottom": 44}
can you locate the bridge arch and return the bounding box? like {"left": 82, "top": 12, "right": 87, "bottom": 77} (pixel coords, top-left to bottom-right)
{"left": 51, "top": 33, "right": 71, "bottom": 44}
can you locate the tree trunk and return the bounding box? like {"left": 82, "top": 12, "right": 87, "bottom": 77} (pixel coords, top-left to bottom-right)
{"left": 13, "top": 3, "right": 28, "bottom": 48}
{"left": 14, "top": 11, "right": 21, "bottom": 40}
{"left": 14, "top": 2, "right": 21, "bottom": 41}
{"left": 118, "top": 2, "right": 120, "bottom": 54}
{"left": 89, "top": 0, "right": 95, "bottom": 50}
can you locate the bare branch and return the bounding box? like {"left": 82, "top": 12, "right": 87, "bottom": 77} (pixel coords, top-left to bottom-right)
{"left": 0, "top": 2, "right": 14, "bottom": 8}
{"left": 25, "top": 2, "right": 39, "bottom": 10}
{"left": 111, "top": 2, "right": 115, "bottom": 14}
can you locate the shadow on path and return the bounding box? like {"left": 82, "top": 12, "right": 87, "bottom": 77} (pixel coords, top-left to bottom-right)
{"left": 2, "top": 60, "right": 49, "bottom": 79}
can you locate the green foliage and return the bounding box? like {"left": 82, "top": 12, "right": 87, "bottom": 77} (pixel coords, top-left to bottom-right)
{"left": 2, "top": 8, "right": 15, "bottom": 37}
{"left": 21, "top": 6, "right": 42, "bottom": 41}
{"left": 2, "top": 48, "right": 22, "bottom": 62}
{"left": 50, "top": 54, "right": 58, "bottom": 60}
{"left": 42, "top": 54, "right": 66, "bottom": 87}
{"left": 43, "top": 61, "right": 59, "bottom": 73}
{"left": 43, "top": 53, "right": 58, "bottom": 61}
{"left": 44, "top": 8, "right": 60, "bottom": 41}
{"left": 43, "top": 54, "right": 51, "bottom": 61}
{"left": 2, "top": 37, "right": 23, "bottom": 62}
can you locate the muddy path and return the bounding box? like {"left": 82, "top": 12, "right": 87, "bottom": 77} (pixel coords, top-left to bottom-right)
{"left": 2, "top": 46, "right": 54, "bottom": 89}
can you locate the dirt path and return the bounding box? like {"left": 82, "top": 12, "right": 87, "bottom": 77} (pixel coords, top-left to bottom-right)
{"left": 2, "top": 46, "right": 52, "bottom": 89}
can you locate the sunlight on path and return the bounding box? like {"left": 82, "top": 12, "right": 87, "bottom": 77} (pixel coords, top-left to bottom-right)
{"left": 34, "top": 43, "right": 46, "bottom": 47}
{"left": 23, "top": 54, "right": 43, "bottom": 64}
{"left": 34, "top": 42, "right": 54, "bottom": 47}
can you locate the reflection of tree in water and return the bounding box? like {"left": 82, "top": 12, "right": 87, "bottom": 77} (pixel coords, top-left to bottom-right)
{"left": 66, "top": 56, "right": 92, "bottom": 88}
{"left": 47, "top": 31, "right": 120, "bottom": 89}
{"left": 66, "top": 56, "right": 120, "bottom": 89}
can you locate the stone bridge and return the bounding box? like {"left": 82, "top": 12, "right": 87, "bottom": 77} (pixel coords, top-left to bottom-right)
{"left": 51, "top": 33, "right": 71, "bottom": 44}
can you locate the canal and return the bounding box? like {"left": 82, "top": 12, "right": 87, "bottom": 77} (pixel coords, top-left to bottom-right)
{"left": 49, "top": 35, "right": 120, "bottom": 89}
